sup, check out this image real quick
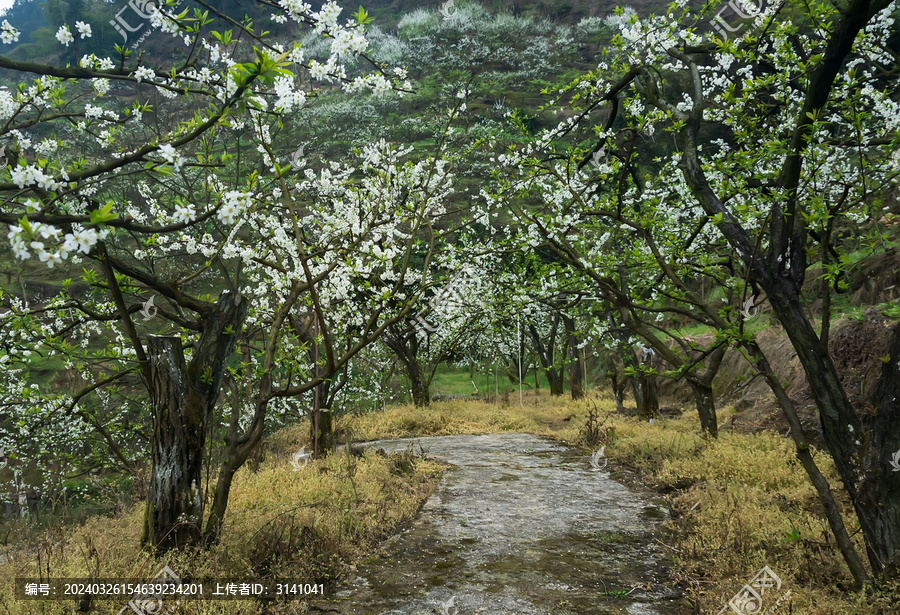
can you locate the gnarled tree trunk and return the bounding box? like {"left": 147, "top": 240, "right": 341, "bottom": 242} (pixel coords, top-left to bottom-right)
{"left": 142, "top": 292, "right": 246, "bottom": 551}
{"left": 625, "top": 347, "right": 658, "bottom": 419}
{"left": 383, "top": 327, "right": 431, "bottom": 407}
{"left": 310, "top": 407, "right": 334, "bottom": 456}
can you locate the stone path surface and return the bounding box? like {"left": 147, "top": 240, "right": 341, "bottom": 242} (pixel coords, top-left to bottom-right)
{"left": 310, "top": 433, "right": 681, "bottom": 615}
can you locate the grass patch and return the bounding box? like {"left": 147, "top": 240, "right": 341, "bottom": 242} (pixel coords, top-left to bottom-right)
{"left": 1, "top": 391, "right": 896, "bottom": 614}
{"left": 334, "top": 391, "right": 894, "bottom": 614}
{"left": 0, "top": 445, "right": 443, "bottom": 614}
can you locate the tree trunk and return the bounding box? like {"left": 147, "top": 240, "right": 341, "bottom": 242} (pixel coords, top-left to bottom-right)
{"left": 142, "top": 292, "right": 246, "bottom": 552}
{"left": 687, "top": 378, "right": 717, "bottom": 437}
{"left": 686, "top": 345, "right": 725, "bottom": 438}
{"left": 609, "top": 367, "right": 626, "bottom": 413}
{"left": 857, "top": 320, "right": 900, "bottom": 580}
{"left": 310, "top": 408, "right": 334, "bottom": 456}
{"left": 625, "top": 348, "right": 658, "bottom": 419}
{"left": 410, "top": 364, "right": 431, "bottom": 407}
{"left": 142, "top": 336, "right": 203, "bottom": 550}
{"left": 743, "top": 340, "right": 870, "bottom": 587}
{"left": 528, "top": 321, "right": 564, "bottom": 396}
{"left": 763, "top": 287, "right": 884, "bottom": 581}
{"left": 631, "top": 371, "right": 658, "bottom": 419}
{"left": 383, "top": 327, "right": 431, "bottom": 407}
{"left": 562, "top": 314, "right": 584, "bottom": 400}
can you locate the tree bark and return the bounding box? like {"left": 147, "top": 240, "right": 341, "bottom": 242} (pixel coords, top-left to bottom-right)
{"left": 687, "top": 379, "right": 716, "bottom": 437}
{"left": 857, "top": 321, "right": 900, "bottom": 580}
{"left": 743, "top": 340, "right": 870, "bottom": 586}
{"left": 408, "top": 361, "right": 431, "bottom": 407}
{"left": 529, "top": 321, "right": 564, "bottom": 396}
{"left": 609, "top": 367, "right": 627, "bottom": 413}
{"left": 562, "top": 314, "right": 584, "bottom": 400}
{"left": 142, "top": 292, "right": 246, "bottom": 551}
{"left": 685, "top": 345, "right": 725, "bottom": 438}
{"left": 310, "top": 408, "right": 334, "bottom": 456}
{"left": 383, "top": 327, "right": 431, "bottom": 407}
{"left": 626, "top": 348, "right": 658, "bottom": 419}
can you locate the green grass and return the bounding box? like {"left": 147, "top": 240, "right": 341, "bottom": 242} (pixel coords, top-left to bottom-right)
{"left": 429, "top": 363, "right": 599, "bottom": 397}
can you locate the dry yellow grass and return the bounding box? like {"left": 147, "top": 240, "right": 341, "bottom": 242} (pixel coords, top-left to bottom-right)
{"left": 0, "top": 390, "right": 896, "bottom": 614}
{"left": 0, "top": 447, "right": 442, "bottom": 614}
{"left": 335, "top": 391, "right": 895, "bottom": 614}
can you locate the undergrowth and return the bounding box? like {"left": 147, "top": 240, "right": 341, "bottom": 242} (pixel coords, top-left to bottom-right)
{"left": 337, "top": 391, "right": 896, "bottom": 614}
{"left": 0, "top": 446, "right": 443, "bottom": 614}
{"left": 1, "top": 391, "right": 897, "bottom": 614}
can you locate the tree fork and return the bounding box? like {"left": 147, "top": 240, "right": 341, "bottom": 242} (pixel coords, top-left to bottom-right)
{"left": 142, "top": 292, "right": 247, "bottom": 551}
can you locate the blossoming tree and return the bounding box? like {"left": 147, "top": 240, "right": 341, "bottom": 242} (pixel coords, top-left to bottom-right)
{"left": 495, "top": 0, "right": 898, "bottom": 586}
{"left": 0, "top": 0, "right": 462, "bottom": 551}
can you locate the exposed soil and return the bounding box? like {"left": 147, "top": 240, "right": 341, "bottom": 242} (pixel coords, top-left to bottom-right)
{"left": 658, "top": 312, "right": 899, "bottom": 448}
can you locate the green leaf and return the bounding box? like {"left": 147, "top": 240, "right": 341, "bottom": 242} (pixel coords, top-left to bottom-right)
{"left": 353, "top": 6, "right": 373, "bottom": 25}
{"left": 89, "top": 201, "right": 119, "bottom": 225}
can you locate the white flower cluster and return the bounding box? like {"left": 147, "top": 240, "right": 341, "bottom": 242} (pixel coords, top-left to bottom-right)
{"left": 308, "top": 57, "right": 347, "bottom": 83}
{"left": 313, "top": 1, "right": 342, "bottom": 31}
{"left": 156, "top": 143, "right": 184, "bottom": 170}
{"left": 0, "top": 88, "right": 17, "bottom": 121}
{"left": 133, "top": 66, "right": 156, "bottom": 83}
{"left": 55, "top": 25, "right": 73, "bottom": 46}
{"left": 10, "top": 164, "right": 60, "bottom": 191}
{"left": 219, "top": 191, "right": 252, "bottom": 225}
{"left": 149, "top": 9, "right": 180, "bottom": 35}
{"left": 8, "top": 222, "right": 104, "bottom": 267}
{"left": 75, "top": 21, "right": 92, "bottom": 39}
{"left": 329, "top": 27, "right": 368, "bottom": 57}
{"left": 273, "top": 76, "right": 307, "bottom": 113}
{"left": 344, "top": 73, "right": 396, "bottom": 97}
{"left": 80, "top": 54, "right": 116, "bottom": 70}
{"left": 173, "top": 203, "right": 196, "bottom": 224}
{"left": 34, "top": 139, "right": 59, "bottom": 156}
{"left": 277, "top": 0, "right": 312, "bottom": 23}
{"left": 92, "top": 78, "right": 110, "bottom": 95}
{"left": 0, "top": 19, "right": 20, "bottom": 44}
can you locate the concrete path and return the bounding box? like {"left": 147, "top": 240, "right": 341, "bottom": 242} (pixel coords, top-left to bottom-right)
{"left": 310, "top": 433, "right": 681, "bottom": 615}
